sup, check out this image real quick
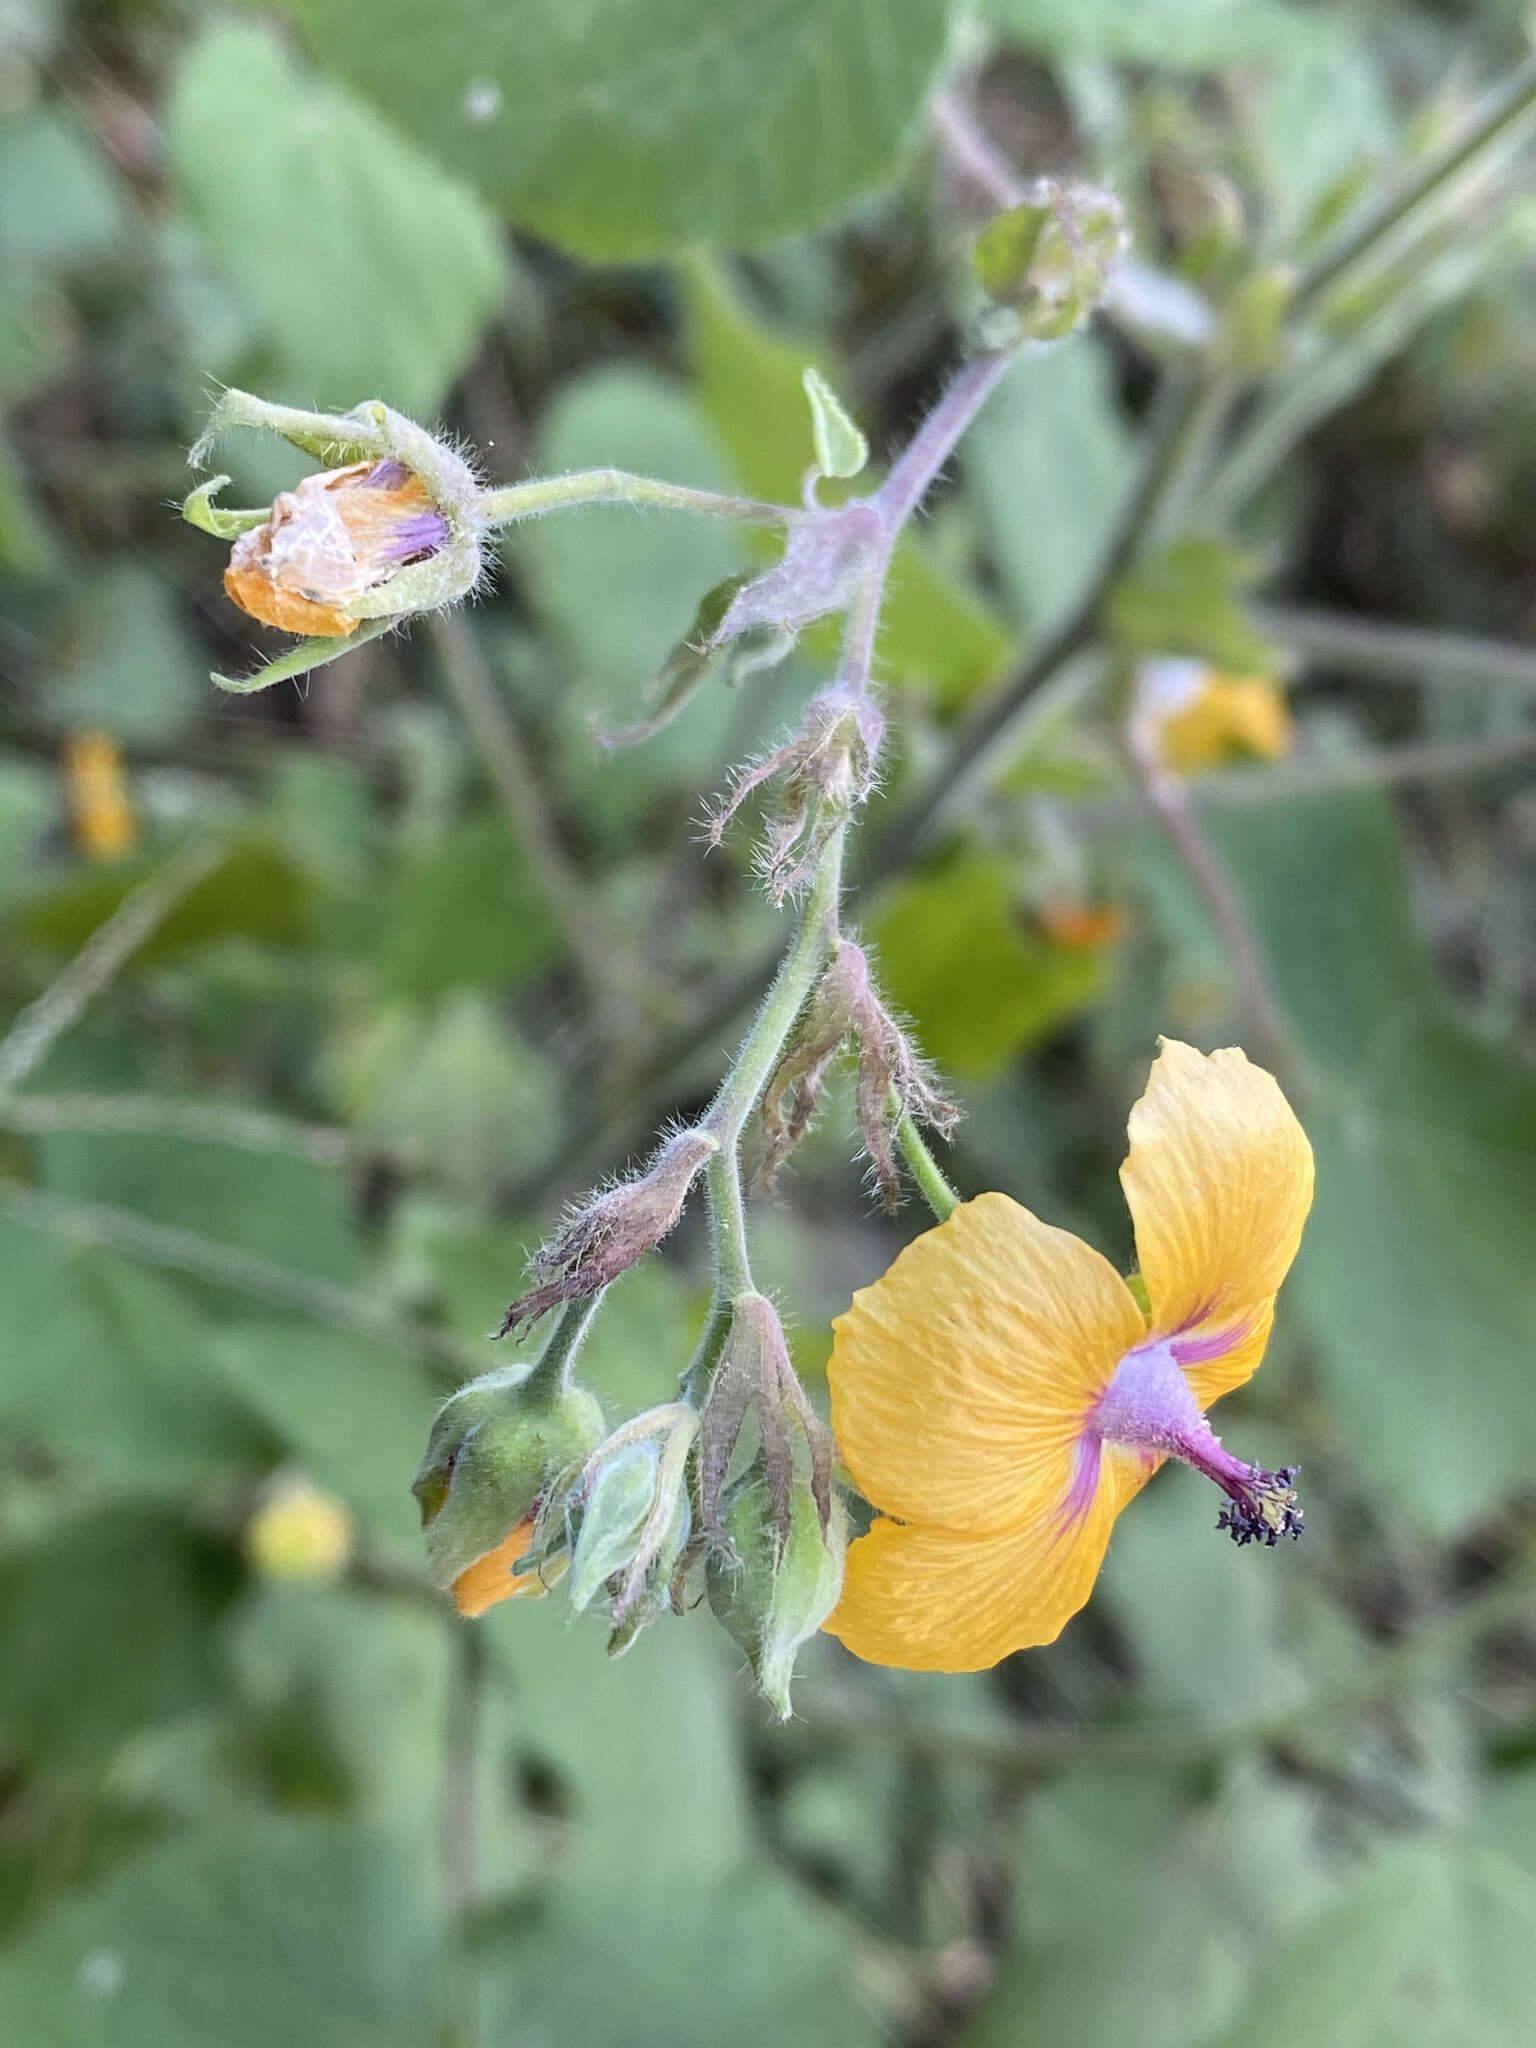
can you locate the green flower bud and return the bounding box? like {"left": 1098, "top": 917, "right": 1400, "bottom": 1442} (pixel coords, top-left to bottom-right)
{"left": 412, "top": 1365, "right": 603, "bottom": 1617}
{"left": 559, "top": 1405, "right": 698, "bottom": 1652}
{"left": 973, "top": 182, "right": 1129, "bottom": 340}
{"left": 707, "top": 1464, "right": 847, "bottom": 1719}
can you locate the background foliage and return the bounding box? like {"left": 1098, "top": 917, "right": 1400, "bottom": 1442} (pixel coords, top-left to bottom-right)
{"left": 3, "top": 1, "right": 1536, "bottom": 2042}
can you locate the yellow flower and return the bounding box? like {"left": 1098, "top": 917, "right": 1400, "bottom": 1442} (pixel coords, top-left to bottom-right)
{"left": 63, "top": 729, "right": 137, "bottom": 861}
{"left": 1140, "top": 656, "right": 1291, "bottom": 772}
{"left": 824, "top": 1040, "right": 1313, "bottom": 1673}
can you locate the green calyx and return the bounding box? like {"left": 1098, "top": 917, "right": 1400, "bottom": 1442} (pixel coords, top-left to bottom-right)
{"left": 707, "top": 1462, "right": 847, "bottom": 1719}
{"left": 412, "top": 1366, "right": 604, "bottom": 1592}
{"left": 974, "top": 183, "right": 1129, "bottom": 341}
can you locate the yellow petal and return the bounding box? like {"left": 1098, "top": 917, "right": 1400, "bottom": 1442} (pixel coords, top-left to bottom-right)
{"left": 828, "top": 1193, "right": 1145, "bottom": 1535}
{"left": 1120, "top": 1039, "right": 1313, "bottom": 1406}
{"left": 451, "top": 1515, "right": 541, "bottom": 1618}
{"left": 824, "top": 1443, "right": 1154, "bottom": 1671}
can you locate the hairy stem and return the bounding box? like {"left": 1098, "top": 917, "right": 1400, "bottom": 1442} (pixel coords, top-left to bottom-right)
{"left": 894, "top": 1107, "right": 960, "bottom": 1223}
{"left": 520, "top": 1292, "right": 605, "bottom": 1403}
{"left": 701, "top": 829, "right": 846, "bottom": 1303}
{"left": 479, "top": 468, "right": 793, "bottom": 528}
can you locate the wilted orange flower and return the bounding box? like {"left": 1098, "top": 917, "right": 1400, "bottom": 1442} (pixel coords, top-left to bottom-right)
{"left": 1139, "top": 656, "right": 1291, "bottom": 772}
{"left": 825, "top": 1039, "right": 1313, "bottom": 1672}
{"left": 224, "top": 458, "right": 450, "bottom": 637}
{"left": 1035, "top": 898, "right": 1129, "bottom": 954}
{"left": 63, "top": 729, "right": 137, "bottom": 861}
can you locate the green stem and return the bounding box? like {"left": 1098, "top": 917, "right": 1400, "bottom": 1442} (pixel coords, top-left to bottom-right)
{"left": 1291, "top": 51, "right": 1536, "bottom": 316}
{"left": 478, "top": 469, "right": 794, "bottom": 529}
{"left": 894, "top": 1107, "right": 960, "bottom": 1223}
{"left": 1255, "top": 605, "right": 1536, "bottom": 697}
{"left": 700, "top": 828, "right": 846, "bottom": 1304}
{"left": 521, "top": 1293, "right": 605, "bottom": 1403}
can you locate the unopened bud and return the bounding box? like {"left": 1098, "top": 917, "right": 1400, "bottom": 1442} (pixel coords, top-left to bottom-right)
{"left": 497, "top": 1127, "right": 718, "bottom": 1340}
{"left": 973, "top": 182, "right": 1129, "bottom": 340}
{"left": 551, "top": 1405, "right": 698, "bottom": 1652}
{"left": 412, "top": 1366, "right": 604, "bottom": 1617}
{"left": 707, "top": 1464, "right": 847, "bottom": 1718}
{"left": 184, "top": 389, "right": 483, "bottom": 647}
{"left": 700, "top": 1293, "right": 832, "bottom": 1557}
{"left": 708, "top": 687, "right": 884, "bottom": 904}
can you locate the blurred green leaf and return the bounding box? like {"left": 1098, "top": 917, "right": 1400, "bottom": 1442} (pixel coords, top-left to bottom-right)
{"left": 980, "top": 0, "right": 1322, "bottom": 65}
{"left": 0, "top": 1225, "right": 268, "bottom": 1487}
{"left": 170, "top": 21, "right": 509, "bottom": 414}
{"left": 276, "top": 0, "right": 951, "bottom": 260}
{"left": 0, "top": 1817, "right": 439, "bottom": 2046}
{"left": 870, "top": 856, "right": 1104, "bottom": 1078}
{"left": 8, "top": 834, "right": 313, "bottom": 964}
{"left": 214, "top": 1322, "right": 440, "bottom": 1556}
{"left": 965, "top": 339, "right": 1133, "bottom": 634}
{"left": 0, "top": 430, "right": 57, "bottom": 579}
{"left": 373, "top": 811, "right": 561, "bottom": 999}
{"left": 1208, "top": 791, "right": 1536, "bottom": 1530}
{"left": 0, "top": 1505, "right": 231, "bottom": 1767}
{"left": 0, "top": 105, "right": 127, "bottom": 270}
{"left": 1107, "top": 536, "right": 1274, "bottom": 673}
{"left": 41, "top": 562, "right": 206, "bottom": 743}
{"left": 333, "top": 988, "right": 561, "bottom": 1193}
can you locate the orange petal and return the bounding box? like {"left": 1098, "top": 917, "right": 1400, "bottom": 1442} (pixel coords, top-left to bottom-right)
{"left": 824, "top": 1443, "right": 1153, "bottom": 1671}
{"left": 223, "top": 559, "right": 358, "bottom": 637}
{"left": 1120, "top": 1039, "right": 1313, "bottom": 1407}
{"left": 828, "top": 1193, "right": 1145, "bottom": 1535}
{"left": 451, "top": 1515, "right": 542, "bottom": 1618}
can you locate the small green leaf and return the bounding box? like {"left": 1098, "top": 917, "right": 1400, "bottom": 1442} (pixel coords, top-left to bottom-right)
{"left": 1107, "top": 535, "right": 1274, "bottom": 673}
{"left": 593, "top": 573, "right": 752, "bottom": 748}
{"left": 181, "top": 474, "right": 270, "bottom": 539}
{"left": 800, "top": 367, "right": 867, "bottom": 481}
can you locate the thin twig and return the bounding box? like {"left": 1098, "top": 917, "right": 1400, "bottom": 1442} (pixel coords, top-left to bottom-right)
{"left": 0, "top": 1091, "right": 352, "bottom": 1165}
{"left": 0, "top": 1182, "right": 481, "bottom": 1382}
{"left": 1121, "top": 721, "right": 1294, "bottom": 1078}
{"left": 1290, "top": 51, "right": 1536, "bottom": 316}
{"left": 0, "top": 838, "right": 224, "bottom": 1091}
{"left": 1258, "top": 606, "right": 1536, "bottom": 698}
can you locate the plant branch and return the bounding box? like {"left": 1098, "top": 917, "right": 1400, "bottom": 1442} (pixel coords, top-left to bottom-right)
{"left": 0, "top": 1090, "right": 351, "bottom": 1165}
{"left": 894, "top": 1105, "right": 959, "bottom": 1223}
{"left": 0, "top": 1181, "right": 480, "bottom": 1383}
{"left": 1121, "top": 720, "right": 1294, "bottom": 1079}
{"left": 1290, "top": 51, "right": 1536, "bottom": 317}
{"left": 0, "top": 837, "right": 224, "bottom": 1091}
{"left": 1257, "top": 605, "right": 1536, "bottom": 697}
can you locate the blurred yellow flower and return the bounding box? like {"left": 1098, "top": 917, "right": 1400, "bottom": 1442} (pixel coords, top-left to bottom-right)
{"left": 245, "top": 1475, "right": 355, "bottom": 1584}
{"left": 825, "top": 1040, "right": 1313, "bottom": 1672}
{"left": 1139, "top": 656, "right": 1291, "bottom": 772}
{"left": 63, "top": 729, "right": 137, "bottom": 861}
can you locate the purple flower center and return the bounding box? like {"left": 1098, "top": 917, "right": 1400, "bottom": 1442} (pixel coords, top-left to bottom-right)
{"left": 1069, "top": 1336, "right": 1303, "bottom": 1547}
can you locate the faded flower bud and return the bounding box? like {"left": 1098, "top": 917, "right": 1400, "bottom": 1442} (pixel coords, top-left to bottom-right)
{"left": 496, "top": 1126, "right": 719, "bottom": 1340}
{"left": 707, "top": 1462, "right": 847, "bottom": 1719}
{"left": 973, "top": 181, "right": 1129, "bottom": 341}
{"left": 412, "top": 1365, "right": 604, "bottom": 1617}
{"left": 245, "top": 1472, "right": 354, "bottom": 1584}
{"left": 183, "top": 389, "right": 483, "bottom": 664}
{"left": 699, "top": 1292, "right": 833, "bottom": 1557}
{"left": 542, "top": 1404, "right": 699, "bottom": 1654}
{"left": 708, "top": 687, "right": 884, "bottom": 904}
{"left": 760, "top": 940, "right": 958, "bottom": 1207}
